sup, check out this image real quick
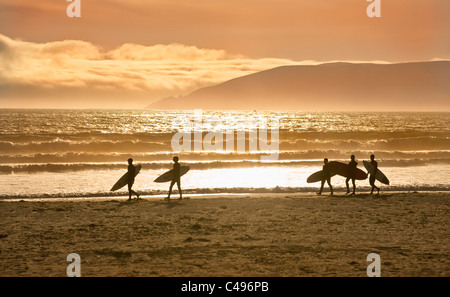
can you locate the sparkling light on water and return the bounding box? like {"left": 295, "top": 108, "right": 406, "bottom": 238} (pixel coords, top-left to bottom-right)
{"left": 0, "top": 109, "right": 449, "bottom": 198}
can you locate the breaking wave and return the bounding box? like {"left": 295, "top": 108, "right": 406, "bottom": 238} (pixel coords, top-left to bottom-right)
{"left": 1, "top": 156, "right": 449, "bottom": 174}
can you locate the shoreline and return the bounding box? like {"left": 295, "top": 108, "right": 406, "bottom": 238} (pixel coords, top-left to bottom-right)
{"left": 1, "top": 188, "right": 449, "bottom": 202}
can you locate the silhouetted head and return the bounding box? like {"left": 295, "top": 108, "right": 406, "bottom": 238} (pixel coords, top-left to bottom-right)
{"left": 173, "top": 156, "right": 179, "bottom": 163}
{"left": 351, "top": 155, "right": 355, "bottom": 161}
{"left": 324, "top": 158, "right": 329, "bottom": 164}
{"left": 370, "top": 154, "right": 375, "bottom": 161}
{"left": 128, "top": 158, "right": 133, "bottom": 165}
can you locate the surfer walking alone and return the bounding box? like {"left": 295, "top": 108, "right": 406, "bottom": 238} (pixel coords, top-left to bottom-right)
{"left": 127, "top": 158, "right": 140, "bottom": 200}
{"left": 346, "top": 155, "right": 358, "bottom": 195}
{"left": 167, "top": 156, "right": 183, "bottom": 200}
{"left": 317, "top": 158, "right": 333, "bottom": 196}
{"left": 369, "top": 154, "right": 380, "bottom": 195}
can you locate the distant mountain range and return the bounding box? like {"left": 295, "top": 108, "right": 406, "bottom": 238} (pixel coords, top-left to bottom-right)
{"left": 147, "top": 61, "right": 450, "bottom": 111}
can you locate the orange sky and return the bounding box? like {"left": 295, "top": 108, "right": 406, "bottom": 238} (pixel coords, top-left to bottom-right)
{"left": 0, "top": 0, "right": 449, "bottom": 109}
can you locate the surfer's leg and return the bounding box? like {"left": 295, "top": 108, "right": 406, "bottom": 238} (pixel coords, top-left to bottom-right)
{"left": 177, "top": 180, "right": 182, "bottom": 199}
{"left": 370, "top": 177, "right": 380, "bottom": 195}
{"left": 127, "top": 183, "right": 133, "bottom": 200}
{"left": 352, "top": 178, "right": 356, "bottom": 195}
{"left": 345, "top": 178, "right": 350, "bottom": 194}
{"left": 371, "top": 183, "right": 380, "bottom": 195}
{"left": 317, "top": 180, "right": 325, "bottom": 195}
{"left": 167, "top": 180, "right": 175, "bottom": 199}
{"left": 369, "top": 176, "right": 374, "bottom": 194}
{"left": 127, "top": 178, "right": 137, "bottom": 200}
{"left": 327, "top": 178, "right": 333, "bottom": 195}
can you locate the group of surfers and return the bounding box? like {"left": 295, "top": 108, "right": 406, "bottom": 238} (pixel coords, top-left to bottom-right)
{"left": 126, "top": 156, "right": 182, "bottom": 201}
{"left": 125, "top": 154, "right": 382, "bottom": 201}
{"left": 318, "top": 154, "right": 381, "bottom": 196}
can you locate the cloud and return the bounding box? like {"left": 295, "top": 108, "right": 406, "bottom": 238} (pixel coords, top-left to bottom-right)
{"left": 106, "top": 43, "right": 236, "bottom": 61}
{"left": 0, "top": 33, "right": 409, "bottom": 108}
{"left": 0, "top": 33, "right": 302, "bottom": 97}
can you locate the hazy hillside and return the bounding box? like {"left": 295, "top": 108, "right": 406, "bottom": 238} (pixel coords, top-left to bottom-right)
{"left": 147, "top": 61, "right": 450, "bottom": 111}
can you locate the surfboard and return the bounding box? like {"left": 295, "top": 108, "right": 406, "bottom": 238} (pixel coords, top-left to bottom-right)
{"left": 110, "top": 164, "right": 142, "bottom": 191}
{"left": 307, "top": 170, "right": 337, "bottom": 183}
{"left": 363, "top": 161, "right": 390, "bottom": 185}
{"left": 328, "top": 161, "right": 367, "bottom": 180}
{"left": 154, "top": 165, "right": 190, "bottom": 183}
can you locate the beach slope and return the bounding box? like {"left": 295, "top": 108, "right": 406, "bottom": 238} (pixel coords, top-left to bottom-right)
{"left": 0, "top": 192, "right": 449, "bottom": 277}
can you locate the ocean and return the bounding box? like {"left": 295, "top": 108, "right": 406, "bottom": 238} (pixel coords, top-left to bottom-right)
{"left": 0, "top": 109, "right": 449, "bottom": 199}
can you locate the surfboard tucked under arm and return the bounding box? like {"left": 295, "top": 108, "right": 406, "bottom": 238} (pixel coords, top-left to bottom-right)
{"left": 307, "top": 170, "right": 337, "bottom": 183}
{"left": 154, "top": 165, "right": 190, "bottom": 183}
{"left": 110, "top": 164, "right": 142, "bottom": 191}
{"left": 328, "top": 161, "right": 367, "bottom": 180}
{"left": 363, "top": 161, "right": 389, "bottom": 185}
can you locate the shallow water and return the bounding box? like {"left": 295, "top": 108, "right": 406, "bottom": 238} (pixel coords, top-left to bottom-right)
{"left": 0, "top": 109, "right": 449, "bottom": 198}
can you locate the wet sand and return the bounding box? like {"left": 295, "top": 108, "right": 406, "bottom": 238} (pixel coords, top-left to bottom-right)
{"left": 0, "top": 192, "right": 449, "bottom": 277}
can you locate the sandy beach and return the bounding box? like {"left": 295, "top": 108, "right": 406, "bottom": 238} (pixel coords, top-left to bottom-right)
{"left": 0, "top": 192, "right": 449, "bottom": 277}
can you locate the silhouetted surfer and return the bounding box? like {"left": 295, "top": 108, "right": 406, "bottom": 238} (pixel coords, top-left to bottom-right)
{"left": 317, "top": 158, "right": 333, "bottom": 196}
{"left": 167, "top": 156, "right": 183, "bottom": 200}
{"left": 346, "top": 155, "right": 358, "bottom": 195}
{"left": 127, "top": 158, "right": 140, "bottom": 200}
{"left": 369, "top": 154, "right": 380, "bottom": 195}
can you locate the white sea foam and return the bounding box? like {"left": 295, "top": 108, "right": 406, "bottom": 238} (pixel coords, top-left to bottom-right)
{"left": 0, "top": 109, "right": 449, "bottom": 198}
